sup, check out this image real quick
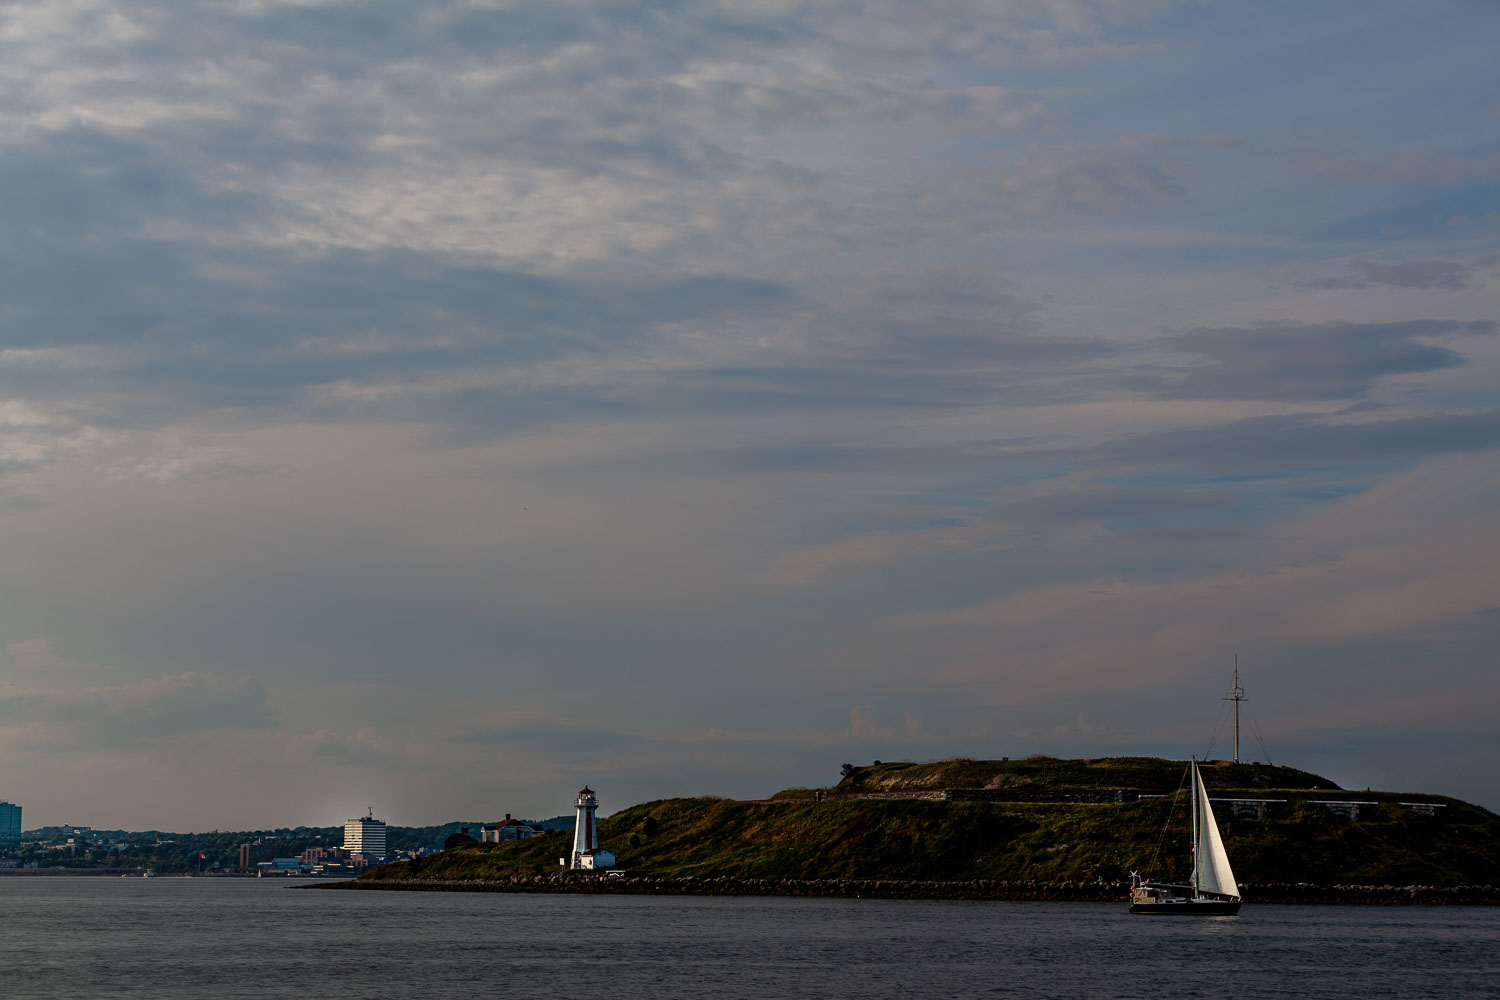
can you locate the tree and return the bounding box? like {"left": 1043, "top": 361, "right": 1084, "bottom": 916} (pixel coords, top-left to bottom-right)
{"left": 840, "top": 763, "right": 855, "bottom": 779}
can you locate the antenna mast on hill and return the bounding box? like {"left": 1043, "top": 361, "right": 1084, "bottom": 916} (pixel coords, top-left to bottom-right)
{"left": 1224, "top": 657, "right": 1246, "bottom": 763}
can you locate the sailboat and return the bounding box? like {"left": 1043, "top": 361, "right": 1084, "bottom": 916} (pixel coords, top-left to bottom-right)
{"left": 1129, "top": 757, "right": 1241, "bottom": 915}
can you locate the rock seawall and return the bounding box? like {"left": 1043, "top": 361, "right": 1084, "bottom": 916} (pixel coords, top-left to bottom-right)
{"left": 305, "top": 876, "right": 1498, "bottom": 904}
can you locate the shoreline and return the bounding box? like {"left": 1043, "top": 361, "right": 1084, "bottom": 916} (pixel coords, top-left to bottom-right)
{"left": 302, "top": 876, "right": 1499, "bottom": 905}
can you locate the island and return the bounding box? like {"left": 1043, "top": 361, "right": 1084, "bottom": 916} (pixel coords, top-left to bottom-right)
{"left": 319, "top": 757, "right": 1500, "bottom": 903}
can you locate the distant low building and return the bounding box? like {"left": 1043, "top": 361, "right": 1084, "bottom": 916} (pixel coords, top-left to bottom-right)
{"left": 301, "top": 846, "right": 351, "bottom": 863}
{"left": 239, "top": 841, "right": 276, "bottom": 871}
{"left": 480, "top": 815, "right": 543, "bottom": 843}
{"left": 443, "top": 828, "right": 479, "bottom": 850}
{"left": 575, "top": 849, "right": 616, "bottom": 870}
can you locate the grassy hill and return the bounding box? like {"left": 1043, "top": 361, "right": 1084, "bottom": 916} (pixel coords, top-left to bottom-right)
{"left": 817, "top": 755, "right": 1338, "bottom": 796}
{"left": 362, "top": 758, "right": 1500, "bottom": 887}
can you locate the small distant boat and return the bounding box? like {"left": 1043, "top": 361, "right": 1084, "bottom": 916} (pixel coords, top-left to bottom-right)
{"left": 141, "top": 870, "right": 157, "bottom": 878}
{"left": 1129, "top": 757, "right": 1241, "bottom": 915}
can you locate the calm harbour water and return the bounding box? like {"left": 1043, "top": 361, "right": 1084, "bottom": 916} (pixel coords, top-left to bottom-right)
{"left": 2, "top": 878, "right": 1496, "bottom": 999}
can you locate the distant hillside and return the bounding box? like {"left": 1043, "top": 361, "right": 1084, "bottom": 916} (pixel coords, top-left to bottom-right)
{"left": 364, "top": 757, "right": 1499, "bottom": 887}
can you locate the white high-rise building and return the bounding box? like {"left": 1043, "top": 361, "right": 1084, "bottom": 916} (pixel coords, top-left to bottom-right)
{"left": 343, "top": 810, "right": 387, "bottom": 861}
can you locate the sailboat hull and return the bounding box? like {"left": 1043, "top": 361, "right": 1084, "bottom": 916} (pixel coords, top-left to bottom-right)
{"left": 1129, "top": 898, "right": 1241, "bottom": 916}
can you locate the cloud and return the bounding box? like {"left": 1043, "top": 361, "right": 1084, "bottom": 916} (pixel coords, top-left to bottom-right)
{"left": 992, "top": 147, "right": 1186, "bottom": 218}
{"left": 0, "top": 495, "right": 47, "bottom": 513}
{"left": 283, "top": 727, "right": 407, "bottom": 769}
{"left": 1302, "top": 152, "right": 1500, "bottom": 184}
{"left": 453, "top": 716, "right": 648, "bottom": 757}
{"left": 889, "top": 458, "right": 1500, "bottom": 694}
{"left": 0, "top": 400, "right": 111, "bottom": 470}
{"left": 987, "top": 486, "right": 1235, "bottom": 526}
{"left": 1086, "top": 407, "right": 1500, "bottom": 472}
{"left": 0, "top": 0, "right": 1187, "bottom": 460}
{"left": 1303, "top": 255, "right": 1499, "bottom": 291}
{"left": 3, "top": 638, "right": 112, "bottom": 680}
{"left": 0, "top": 0, "right": 1190, "bottom": 274}
{"left": 849, "top": 704, "right": 925, "bottom": 741}
{"left": 0, "top": 672, "right": 276, "bottom": 752}
{"left": 1141, "top": 320, "right": 1492, "bottom": 402}
{"left": 2, "top": 0, "right": 1500, "bottom": 825}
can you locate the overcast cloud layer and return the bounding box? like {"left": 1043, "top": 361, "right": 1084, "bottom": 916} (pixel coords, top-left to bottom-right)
{"left": 2, "top": 0, "right": 1498, "bottom": 829}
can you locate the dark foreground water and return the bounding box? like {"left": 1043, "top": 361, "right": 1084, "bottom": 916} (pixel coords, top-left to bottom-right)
{"left": 3, "top": 878, "right": 1497, "bottom": 999}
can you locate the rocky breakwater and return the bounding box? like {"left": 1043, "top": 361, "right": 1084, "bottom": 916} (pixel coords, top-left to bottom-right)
{"left": 307, "top": 875, "right": 1499, "bottom": 904}
{"left": 314, "top": 876, "right": 1130, "bottom": 900}
{"left": 1242, "top": 883, "right": 1499, "bottom": 905}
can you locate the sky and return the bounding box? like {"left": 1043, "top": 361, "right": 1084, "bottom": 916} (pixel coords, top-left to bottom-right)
{"left": 1, "top": 0, "right": 1498, "bottom": 831}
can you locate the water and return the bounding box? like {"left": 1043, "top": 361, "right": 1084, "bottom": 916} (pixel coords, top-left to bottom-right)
{"left": 2, "top": 878, "right": 1497, "bottom": 999}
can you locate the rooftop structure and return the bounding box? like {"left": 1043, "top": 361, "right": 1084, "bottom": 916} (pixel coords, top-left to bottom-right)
{"left": 481, "top": 814, "right": 542, "bottom": 843}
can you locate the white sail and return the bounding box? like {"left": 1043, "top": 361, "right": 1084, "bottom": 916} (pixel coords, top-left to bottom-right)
{"left": 1193, "top": 763, "right": 1239, "bottom": 899}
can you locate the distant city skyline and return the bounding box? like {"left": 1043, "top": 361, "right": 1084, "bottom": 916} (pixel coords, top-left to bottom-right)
{"left": 1, "top": 0, "right": 1497, "bottom": 828}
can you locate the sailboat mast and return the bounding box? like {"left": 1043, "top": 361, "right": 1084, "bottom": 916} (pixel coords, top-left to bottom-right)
{"left": 1190, "top": 756, "right": 1199, "bottom": 896}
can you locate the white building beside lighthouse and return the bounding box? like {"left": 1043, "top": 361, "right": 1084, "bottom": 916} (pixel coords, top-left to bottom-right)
{"left": 569, "top": 786, "right": 616, "bottom": 870}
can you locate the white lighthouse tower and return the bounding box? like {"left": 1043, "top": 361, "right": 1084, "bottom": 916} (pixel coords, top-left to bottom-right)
{"left": 569, "top": 786, "right": 616, "bottom": 870}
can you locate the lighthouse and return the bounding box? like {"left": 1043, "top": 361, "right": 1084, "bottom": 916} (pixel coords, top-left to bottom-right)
{"left": 569, "top": 786, "right": 616, "bottom": 870}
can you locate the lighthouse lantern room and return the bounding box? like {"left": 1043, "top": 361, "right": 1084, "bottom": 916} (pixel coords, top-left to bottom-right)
{"left": 570, "top": 786, "right": 617, "bottom": 870}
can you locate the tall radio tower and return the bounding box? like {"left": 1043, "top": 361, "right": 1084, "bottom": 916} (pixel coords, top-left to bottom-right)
{"left": 1224, "top": 656, "right": 1246, "bottom": 763}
